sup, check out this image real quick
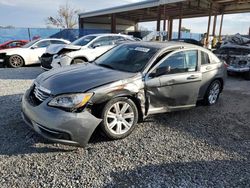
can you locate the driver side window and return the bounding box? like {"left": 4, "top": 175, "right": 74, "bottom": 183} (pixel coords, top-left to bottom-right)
{"left": 91, "top": 37, "right": 112, "bottom": 47}
{"left": 155, "top": 50, "right": 198, "bottom": 75}
{"left": 36, "top": 40, "right": 51, "bottom": 48}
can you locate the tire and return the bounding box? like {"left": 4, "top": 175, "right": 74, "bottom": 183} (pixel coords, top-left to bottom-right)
{"left": 204, "top": 80, "right": 222, "bottom": 106}
{"left": 227, "top": 71, "right": 235, "bottom": 76}
{"left": 71, "top": 58, "right": 87, "bottom": 65}
{"left": 8, "top": 55, "right": 24, "bottom": 68}
{"left": 243, "top": 71, "right": 250, "bottom": 80}
{"left": 100, "top": 97, "right": 138, "bottom": 139}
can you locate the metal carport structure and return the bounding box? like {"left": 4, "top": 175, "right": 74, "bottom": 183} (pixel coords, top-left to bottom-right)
{"left": 79, "top": 0, "right": 250, "bottom": 42}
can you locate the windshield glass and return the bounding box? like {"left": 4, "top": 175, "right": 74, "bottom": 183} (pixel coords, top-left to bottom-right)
{"left": 95, "top": 44, "right": 158, "bottom": 73}
{"left": 72, "top": 36, "right": 97, "bottom": 46}
{"left": 21, "top": 39, "right": 39, "bottom": 48}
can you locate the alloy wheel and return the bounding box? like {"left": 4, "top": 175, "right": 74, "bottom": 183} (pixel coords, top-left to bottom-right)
{"left": 105, "top": 101, "right": 135, "bottom": 135}
{"left": 208, "top": 82, "right": 220, "bottom": 105}
{"left": 9, "top": 55, "right": 23, "bottom": 68}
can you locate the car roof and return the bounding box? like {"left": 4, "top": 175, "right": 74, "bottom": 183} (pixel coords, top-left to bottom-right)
{"left": 38, "top": 38, "right": 70, "bottom": 43}
{"left": 85, "top": 33, "right": 132, "bottom": 38}
{"left": 121, "top": 41, "right": 205, "bottom": 50}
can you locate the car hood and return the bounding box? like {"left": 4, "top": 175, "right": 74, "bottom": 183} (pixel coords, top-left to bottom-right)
{"left": 35, "top": 63, "right": 137, "bottom": 95}
{"left": 46, "top": 44, "right": 83, "bottom": 54}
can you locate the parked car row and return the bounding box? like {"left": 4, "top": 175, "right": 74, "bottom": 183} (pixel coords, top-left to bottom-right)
{"left": 0, "top": 34, "right": 137, "bottom": 69}
{"left": 21, "top": 40, "right": 227, "bottom": 147}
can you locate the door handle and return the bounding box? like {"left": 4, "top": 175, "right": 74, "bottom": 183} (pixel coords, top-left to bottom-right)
{"left": 187, "top": 75, "right": 199, "bottom": 80}
{"left": 206, "top": 66, "right": 212, "bottom": 70}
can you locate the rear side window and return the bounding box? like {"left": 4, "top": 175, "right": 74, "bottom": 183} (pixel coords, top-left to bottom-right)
{"left": 36, "top": 41, "right": 51, "bottom": 48}
{"left": 201, "top": 51, "right": 210, "bottom": 65}
{"left": 51, "top": 40, "right": 67, "bottom": 44}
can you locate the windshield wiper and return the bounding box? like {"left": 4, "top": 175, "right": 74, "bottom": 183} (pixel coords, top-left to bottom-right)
{"left": 98, "top": 64, "right": 115, "bottom": 70}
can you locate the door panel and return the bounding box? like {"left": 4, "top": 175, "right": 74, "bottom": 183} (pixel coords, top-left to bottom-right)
{"left": 145, "top": 50, "right": 201, "bottom": 114}
{"left": 29, "top": 48, "right": 46, "bottom": 64}
{"left": 158, "top": 72, "right": 201, "bottom": 106}
{"left": 198, "top": 51, "right": 220, "bottom": 99}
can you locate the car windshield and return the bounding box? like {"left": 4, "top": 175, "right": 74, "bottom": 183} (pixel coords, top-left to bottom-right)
{"left": 95, "top": 44, "right": 158, "bottom": 73}
{"left": 72, "top": 36, "right": 97, "bottom": 46}
{"left": 21, "top": 39, "right": 39, "bottom": 48}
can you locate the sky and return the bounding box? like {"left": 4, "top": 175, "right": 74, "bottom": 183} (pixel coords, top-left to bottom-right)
{"left": 0, "top": 0, "right": 249, "bottom": 35}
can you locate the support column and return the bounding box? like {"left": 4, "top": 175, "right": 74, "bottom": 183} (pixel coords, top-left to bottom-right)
{"left": 212, "top": 14, "right": 217, "bottom": 36}
{"left": 178, "top": 3, "right": 183, "bottom": 39}
{"left": 205, "top": 3, "right": 212, "bottom": 47}
{"left": 111, "top": 14, "right": 116, "bottom": 33}
{"left": 156, "top": 5, "right": 161, "bottom": 41}
{"left": 168, "top": 18, "right": 173, "bottom": 40}
{"left": 163, "top": 5, "right": 167, "bottom": 31}
{"left": 218, "top": 12, "right": 224, "bottom": 42}
{"left": 79, "top": 17, "right": 84, "bottom": 29}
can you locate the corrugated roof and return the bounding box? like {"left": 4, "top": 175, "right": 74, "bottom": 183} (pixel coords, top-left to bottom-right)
{"left": 79, "top": 0, "right": 184, "bottom": 18}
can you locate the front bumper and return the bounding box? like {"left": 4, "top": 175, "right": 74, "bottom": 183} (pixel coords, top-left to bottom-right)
{"left": 0, "top": 53, "right": 6, "bottom": 67}
{"left": 227, "top": 66, "right": 250, "bottom": 73}
{"left": 21, "top": 89, "right": 102, "bottom": 147}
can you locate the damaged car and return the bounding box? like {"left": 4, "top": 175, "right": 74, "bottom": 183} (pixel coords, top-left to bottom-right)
{"left": 22, "top": 42, "right": 226, "bottom": 147}
{"left": 40, "top": 33, "right": 136, "bottom": 70}
{"left": 214, "top": 34, "right": 250, "bottom": 80}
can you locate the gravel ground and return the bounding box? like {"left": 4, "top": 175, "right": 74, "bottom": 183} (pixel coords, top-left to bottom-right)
{"left": 0, "top": 67, "right": 249, "bottom": 187}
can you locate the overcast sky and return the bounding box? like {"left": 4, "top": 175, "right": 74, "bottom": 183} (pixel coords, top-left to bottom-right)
{"left": 0, "top": 0, "right": 249, "bottom": 35}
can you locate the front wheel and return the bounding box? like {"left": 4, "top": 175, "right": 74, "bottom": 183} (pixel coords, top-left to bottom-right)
{"left": 8, "top": 55, "right": 24, "bottom": 68}
{"left": 100, "top": 97, "right": 138, "bottom": 139}
{"left": 204, "top": 80, "right": 222, "bottom": 105}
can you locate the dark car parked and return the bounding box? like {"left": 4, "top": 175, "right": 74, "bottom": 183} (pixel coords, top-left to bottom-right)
{"left": 171, "top": 38, "right": 203, "bottom": 46}
{"left": 22, "top": 42, "right": 226, "bottom": 147}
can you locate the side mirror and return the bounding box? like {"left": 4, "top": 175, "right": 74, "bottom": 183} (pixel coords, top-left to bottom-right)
{"left": 92, "top": 43, "right": 101, "bottom": 48}
{"left": 155, "top": 66, "right": 171, "bottom": 77}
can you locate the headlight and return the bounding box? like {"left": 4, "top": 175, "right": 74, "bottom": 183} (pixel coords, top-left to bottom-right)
{"left": 48, "top": 93, "right": 93, "bottom": 109}
{"left": 56, "top": 53, "right": 67, "bottom": 59}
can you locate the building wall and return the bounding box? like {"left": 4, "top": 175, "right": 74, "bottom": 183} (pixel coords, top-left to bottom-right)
{"left": 83, "top": 23, "right": 135, "bottom": 32}
{"left": 79, "top": 16, "right": 136, "bottom": 32}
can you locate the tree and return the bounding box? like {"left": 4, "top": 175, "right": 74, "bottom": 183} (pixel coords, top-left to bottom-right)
{"left": 181, "top": 27, "right": 191, "bottom": 33}
{"left": 46, "top": 2, "right": 80, "bottom": 29}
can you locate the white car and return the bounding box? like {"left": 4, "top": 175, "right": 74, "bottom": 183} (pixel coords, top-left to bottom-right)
{"left": 0, "top": 38, "right": 70, "bottom": 68}
{"left": 40, "top": 34, "right": 136, "bottom": 70}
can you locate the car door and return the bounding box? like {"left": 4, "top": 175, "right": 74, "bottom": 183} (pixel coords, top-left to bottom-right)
{"left": 145, "top": 49, "right": 202, "bottom": 114}
{"left": 29, "top": 40, "right": 51, "bottom": 64}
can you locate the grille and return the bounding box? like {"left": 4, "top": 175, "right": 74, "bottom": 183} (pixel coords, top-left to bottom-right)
{"left": 33, "top": 83, "right": 51, "bottom": 102}
{"left": 40, "top": 54, "right": 53, "bottom": 69}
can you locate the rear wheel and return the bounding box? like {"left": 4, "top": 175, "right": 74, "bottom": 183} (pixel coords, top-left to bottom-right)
{"left": 204, "top": 80, "right": 222, "bottom": 105}
{"left": 100, "top": 97, "right": 138, "bottom": 139}
{"left": 8, "top": 55, "right": 24, "bottom": 68}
